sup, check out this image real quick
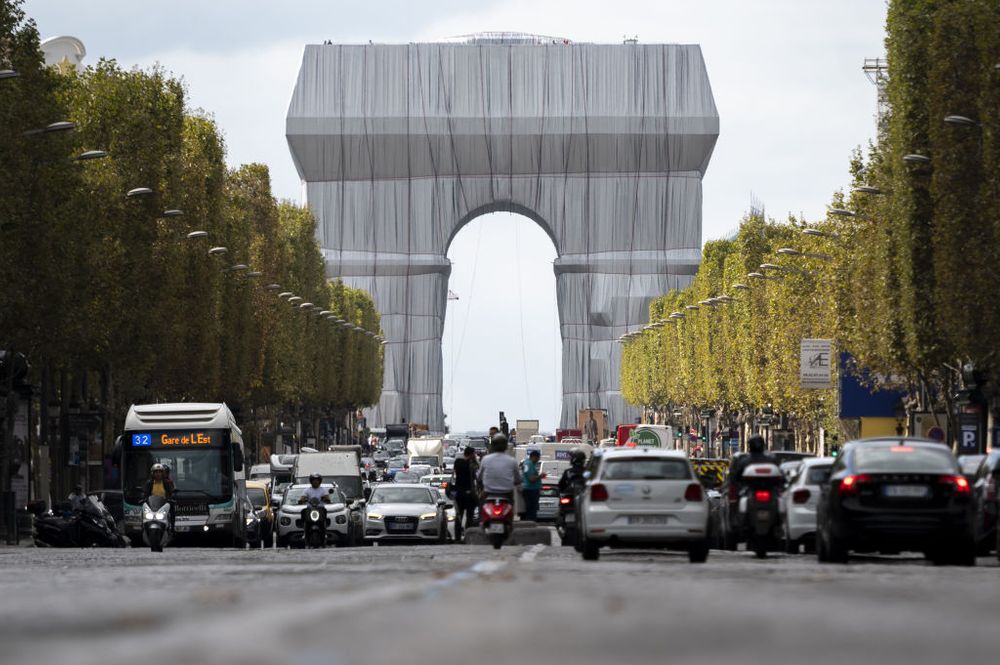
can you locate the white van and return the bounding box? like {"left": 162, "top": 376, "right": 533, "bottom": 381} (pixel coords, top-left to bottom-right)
{"left": 293, "top": 446, "right": 364, "bottom": 501}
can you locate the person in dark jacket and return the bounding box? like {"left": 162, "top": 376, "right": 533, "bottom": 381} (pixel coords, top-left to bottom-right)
{"left": 451, "top": 446, "right": 479, "bottom": 541}
{"left": 142, "top": 463, "right": 175, "bottom": 501}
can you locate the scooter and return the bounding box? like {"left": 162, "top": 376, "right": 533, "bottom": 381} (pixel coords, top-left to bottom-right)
{"left": 481, "top": 495, "right": 514, "bottom": 550}
{"left": 556, "top": 474, "right": 587, "bottom": 548}
{"left": 738, "top": 463, "right": 784, "bottom": 559}
{"left": 142, "top": 495, "right": 173, "bottom": 553}
{"left": 31, "top": 497, "right": 128, "bottom": 548}
{"left": 301, "top": 497, "right": 328, "bottom": 549}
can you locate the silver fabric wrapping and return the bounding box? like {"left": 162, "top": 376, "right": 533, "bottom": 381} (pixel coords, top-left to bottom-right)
{"left": 287, "top": 41, "right": 718, "bottom": 430}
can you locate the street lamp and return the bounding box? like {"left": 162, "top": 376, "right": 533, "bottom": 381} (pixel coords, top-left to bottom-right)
{"left": 263, "top": 284, "right": 282, "bottom": 291}
{"left": 0, "top": 70, "right": 19, "bottom": 80}
{"left": 684, "top": 305, "right": 699, "bottom": 311}
{"left": 731, "top": 283, "right": 750, "bottom": 291}
{"left": 186, "top": 231, "right": 208, "bottom": 240}
{"left": 747, "top": 271, "right": 780, "bottom": 282}
{"left": 126, "top": 187, "right": 153, "bottom": 198}
{"left": 944, "top": 114, "right": 978, "bottom": 128}
{"left": 75, "top": 150, "right": 107, "bottom": 161}
{"left": 902, "top": 153, "right": 931, "bottom": 164}
{"left": 228, "top": 264, "right": 249, "bottom": 272}
{"left": 828, "top": 207, "right": 856, "bottom": 218}
{"left": 288, "top": 296, "right": 303, "bottom": 304}
{"left": 777, "top": 247, "right": 831, "bottom": 261}
{"left": 161, "top": 209, "right": 184, "bottom": 218}
{"left": 208, "top": 246, "right": 228, "bottom": 256}
{"left": 24, "top": 120, "right": 76, "bottom": 137}
{"left": 246, "top": 271, "right": 262, "bottom": 278}
{"left": 277, "top": 292, "right": 294, "bottom": 299}
{"left": 853, "top": 185, "right": 882, "bottom": 195}
{"left": 802, "top": 228, "right": 840, "bottom": 240}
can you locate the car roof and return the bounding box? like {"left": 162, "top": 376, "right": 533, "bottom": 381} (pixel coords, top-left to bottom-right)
{"left": 372, "top": 483, "right": 433, "bottom": 490}
{"left": 799, "top": 456, "right": 835, "bottom": 467}
{"left": 846, "top": 437, "right": 949, "bottom": 449}
{"left": 598, "top": 448, "right": 688, "bottom": 460}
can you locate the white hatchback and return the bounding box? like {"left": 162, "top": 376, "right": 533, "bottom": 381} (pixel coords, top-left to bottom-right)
{"left": 779, "top": 456, "right": 834, "bottom": 553}
{"left": 577, "top": 448, "right": 710, "bottom": 562}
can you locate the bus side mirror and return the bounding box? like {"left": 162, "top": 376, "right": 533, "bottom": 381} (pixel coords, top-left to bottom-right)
{"left": 232, "top": 443, "right": 244, "bottom": 472}
{"left": 112, "top": 436, "right": 123, "bottom": 467}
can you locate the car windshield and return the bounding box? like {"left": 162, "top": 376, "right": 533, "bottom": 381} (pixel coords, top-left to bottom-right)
{"left": 805, "top": 464, "right": 833, "bottom": 484}
{"left": 602, "top": 458, "right": 691, "bottom": 480}
{"left": 854, "top": 445, "right": 956, "bottom": 473}
{"left": 959, "top": 456, "right": 985, "bottom": 475}
{"left": 388, "top": 459, "right": 406, "bottom": 468}
{"left": 370, "top": 487, "right": 435, "bottom": 504}
{"left": 247, "top": 488, "right": 267, "bottom": 509}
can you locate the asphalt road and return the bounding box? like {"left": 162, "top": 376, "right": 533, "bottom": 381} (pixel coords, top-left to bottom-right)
{"left": 1, "top": 536, "right": 998, "bottom": 665}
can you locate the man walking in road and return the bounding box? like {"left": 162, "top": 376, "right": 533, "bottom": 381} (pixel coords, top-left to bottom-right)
{"left": 451, "top": 446, "right": 479, "bottom": 541}
{"left": 521, "top": 449, "right": 542, "bottom": 522}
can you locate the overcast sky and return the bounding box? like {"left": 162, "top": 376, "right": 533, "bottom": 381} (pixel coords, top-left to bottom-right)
{"left": 26, "top": 0, "right": 887, "bottom": 433}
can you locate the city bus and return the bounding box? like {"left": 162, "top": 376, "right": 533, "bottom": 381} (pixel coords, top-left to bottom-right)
{"left": 116, "top": 403, "right": 248, "bottom": 547}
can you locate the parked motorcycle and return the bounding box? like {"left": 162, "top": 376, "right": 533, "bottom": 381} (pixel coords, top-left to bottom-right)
{"left": 31, "top": 496, "right": 128, "bottom": 548}
{"left": 142, "top": 495, "right": 173, "bottom": 552}
{"left": 481, "top": 495, "right": 514, "bottom": 550}
{"left": 301, "top": 497, "right": 328, "bottom": 549}
{"left": 738, "top": 463, "right": 785, "bottom": 559}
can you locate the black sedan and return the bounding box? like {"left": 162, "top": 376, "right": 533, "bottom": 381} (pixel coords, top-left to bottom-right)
{"left": 969, "top": 450, "right": 1000, "bottom": 555}
{"left": 816, "top": 438, "right": 975, "bottom": 566}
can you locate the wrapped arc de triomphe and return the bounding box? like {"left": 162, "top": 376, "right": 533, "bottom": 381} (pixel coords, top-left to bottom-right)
{"left": 286, "top": 34, "right": 718, "bottom": 431}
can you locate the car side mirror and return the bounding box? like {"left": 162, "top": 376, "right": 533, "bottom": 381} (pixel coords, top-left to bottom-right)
{"left": 232, "top": 442, "right": 244, "bottom": 472}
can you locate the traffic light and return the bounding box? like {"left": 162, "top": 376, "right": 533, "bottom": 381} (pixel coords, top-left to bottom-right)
{"left": 830, "top": 445, "right": 840, "bottom": 458}
{"left": 674, "top": 430, "right": 682, "bottom": 439}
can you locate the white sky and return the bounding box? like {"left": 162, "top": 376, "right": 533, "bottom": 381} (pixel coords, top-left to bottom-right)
{"left": 27, "top": 0, "right": 887, "bottom": 433}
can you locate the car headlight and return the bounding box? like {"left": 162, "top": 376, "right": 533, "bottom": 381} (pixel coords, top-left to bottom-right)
{"left": 447, "top": 514, "right": 455, "bottom": 522}
{"left": 309, "top": 510, "right": 321, "bottom": 522}
{"left": 367, "top": 513, "right": 383, "bottom": 521}
{"left": 280, "top": 517, "right": 291, "bottom": 526}
{"left": 419, "top": 512, "right": 437, "bottom": 521}
{"left": 154, "top": 510, "right": 167, "bottom": 520}
{"left": 143, "top": 509, "right": 154, "bottom": 520}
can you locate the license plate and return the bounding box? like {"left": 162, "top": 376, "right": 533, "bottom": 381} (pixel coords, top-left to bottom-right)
{"left": 175, "top": 526, "right": 189, "bottom": 533}
{"left": 884, "top": 485, "right": 929, "bottom": 498}
{"left": 487, "top": 523, "right": 505, "bottom": 534}
{"left": 628, "top": 515, "right": 668, "bottom": 525}
{"left": 756, "top": 510, "right": 770, "bottom": 521}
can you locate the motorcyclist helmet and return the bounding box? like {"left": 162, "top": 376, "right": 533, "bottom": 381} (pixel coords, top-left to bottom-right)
{"left": 151, "top": 463, "right": 166, "bottom": 475}
{"left": 748, "top": 435, "right": 766, "bottom": 454}
{"left": 309, "top": 472, "right": 323, "bottom": 486}
{"left": 490, "top": 433, "right": 508, "bottom": 453}
{"left": 569, "top": 448, "right": 586, "bottom": 468}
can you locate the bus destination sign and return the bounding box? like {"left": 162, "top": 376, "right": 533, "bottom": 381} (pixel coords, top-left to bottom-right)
{"left": 131, "top": 431, "right": 219, "bottom": 448}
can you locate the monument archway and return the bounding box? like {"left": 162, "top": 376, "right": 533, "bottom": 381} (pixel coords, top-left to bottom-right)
{"left": 287, "top": 33, "right": 719, "bottom": 430}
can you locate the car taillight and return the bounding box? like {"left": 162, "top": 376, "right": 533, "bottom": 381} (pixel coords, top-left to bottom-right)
{"left": 590, "top": 484, "right": 609, "bottom": 502}
{"left": 837, "top": 474, "right": 870, "bottom": 496}
{"left": 684, "top": 484, "right": 703, "bottom": 502}
{"left": 753, "top": 490, "right": 771, "bottom": 503}
{"left": 559, "top": 496, "right": 572, "bottom": 505}
{"left": 940, "top": 474, "right": 971, "bottom": 497}
{"left": 792, "top": 488, "right": 810, "bottom": 504}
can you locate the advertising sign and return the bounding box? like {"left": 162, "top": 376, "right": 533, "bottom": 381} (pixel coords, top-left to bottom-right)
{"left": 576, "top": 409, "right": 607, "bottom": 444}
{"left": 800, "top": 339, "right": 833, "bottom": 389}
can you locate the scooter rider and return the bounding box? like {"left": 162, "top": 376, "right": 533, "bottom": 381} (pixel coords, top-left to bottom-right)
{"left": 143, "top": 464, "right": 175, "bottom": 501}
{"left": 477, "top": 434, "right": 521, "bottom": 502}
{"left": 730, "top": 435, "right": 778, "bottom": 485}
{"left": 299, "top": 472, "right": 331, "bottom": 504}
{"left": 557, "top": 448, "right": 588, "bottom": 495}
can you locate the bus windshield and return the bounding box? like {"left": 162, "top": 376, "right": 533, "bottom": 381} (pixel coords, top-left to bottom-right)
{"left": 122, "top": 429, "right": 233, "bottom": 504}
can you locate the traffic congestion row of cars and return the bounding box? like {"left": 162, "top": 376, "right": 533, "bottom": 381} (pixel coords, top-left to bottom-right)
{"left": 561, "top": 436, "right": 998, "bottom": 565}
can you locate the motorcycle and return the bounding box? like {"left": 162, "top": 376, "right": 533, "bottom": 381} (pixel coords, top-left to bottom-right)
{"left": 301, "top": 497, "right": 328, "bottom": 549}
{"left": 738, "top": 463, "right": 784, "bottom": 559}
{"left": 31, "top": 496, "right": 128, "bottom": 548}
{"left": 481, "top": 495, "right": 514, "bottom": 550}
{"left": 142, "top": 495, "right": 173, "bottom": 552}
{"left": 556, "top": 476, "right": 586, "bottom": 548}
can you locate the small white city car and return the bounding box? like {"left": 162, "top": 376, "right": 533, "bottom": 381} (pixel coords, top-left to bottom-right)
{"left": 577, "top": 448, "right": 710, "bottom": 562}
{"left": 779, "top": 456, "right": 834, "bottom": 553}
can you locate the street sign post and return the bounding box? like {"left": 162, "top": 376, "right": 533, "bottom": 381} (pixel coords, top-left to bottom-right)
{"left": 800, "top": 339, "right": 833, "bottom": 389}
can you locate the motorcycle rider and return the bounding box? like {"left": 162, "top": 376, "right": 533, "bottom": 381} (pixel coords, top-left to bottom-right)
{"left": 299, "top": 472, "right": 331, "bottom": 504}
{"left": 477, "top": 433, "right": 521, "bottom": 503}
{"left": 67, "top": 484, "right": 88, "bottom": 511}
{"left": 557, "top": 448, "right": 588, "bottom": 495}
{"left": 726, "top": 434, "right": 779, "bottom": 532}
{"left": 143, "top": 464, "right": 175, "bottom": 500}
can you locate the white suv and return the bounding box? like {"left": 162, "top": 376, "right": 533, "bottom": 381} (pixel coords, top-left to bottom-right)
{"left": 577, "top": 448, "right": 710, "bottom": 562}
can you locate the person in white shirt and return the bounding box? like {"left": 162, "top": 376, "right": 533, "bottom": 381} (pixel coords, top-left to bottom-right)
{"left": 300, "top": 473, "right": 331, "bottom": 504}
{"left": 477, "top": 434, "right": 521, "bottom": 500}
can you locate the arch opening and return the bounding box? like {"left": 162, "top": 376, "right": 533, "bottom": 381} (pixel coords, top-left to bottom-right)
{"left": 443, "top": 211, "right": 560, "bottom": 434}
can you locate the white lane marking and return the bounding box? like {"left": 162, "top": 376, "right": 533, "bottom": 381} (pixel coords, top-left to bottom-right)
{"left": 519, "top": 543, "right": 546, "bottom": 563}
